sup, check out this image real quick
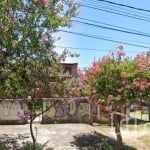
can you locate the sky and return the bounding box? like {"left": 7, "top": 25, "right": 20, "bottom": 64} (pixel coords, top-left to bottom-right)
{"left": 54, "top": 0, "right": 150, "bottom": 68}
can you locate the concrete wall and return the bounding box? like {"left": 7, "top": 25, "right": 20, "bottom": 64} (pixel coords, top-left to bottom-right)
{"left": 0, "top": 100, "right": 27, "bottom": 124}
{"left": 0, "top": 98, "right": 119, "bottom": 124}
{"left": 42, "top": 98, "right": 89, "bottom": 123}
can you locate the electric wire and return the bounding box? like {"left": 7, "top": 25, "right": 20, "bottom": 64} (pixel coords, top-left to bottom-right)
{"left": 77, "top": 3, "right": 150, "bottom": 23}
{"left": 95, "top": 0, "right": 150, "bottom": 13}
{"left": 71, "top": 19, "right": 150, "bottom": 38}
{"left": 80, "top": 0, "right": 150, "bottom": 20}
{"left": 59, "top": 11, "right": 150, "bottom": 36}
{"left": 81, "top": 0, "right": 150, "bottom": 18}
{"left": 58, "top": 29, "right": 150, "bottom": 49}
{"left": 55, "top": 45, "right": 144, "bottom": 54}
{"left": 72, "top": 16, "right": 150, "bottom": 37}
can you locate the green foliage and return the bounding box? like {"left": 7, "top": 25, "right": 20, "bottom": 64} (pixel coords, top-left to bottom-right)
{"left": 0, "top": 0, "right": 78, "bottom": 147}
{"left": 22, "top": 142, "right": 44, "bottom": 150}
{"left": 0, "top": 0, "right": 78, "bottom": 99}
{"left": 84, "top": 47, "right": 150, "bottom": 105}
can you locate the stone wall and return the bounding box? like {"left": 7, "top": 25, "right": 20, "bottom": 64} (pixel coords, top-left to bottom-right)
{"left": 42, "top": 98, "right": 89, "bottom": 123}
{"left": 0, "top": 100, "right": 27, "bottom": 124}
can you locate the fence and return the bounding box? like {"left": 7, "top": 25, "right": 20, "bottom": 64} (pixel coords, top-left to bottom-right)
{"left": 0, "top": 98, "right": 119, "bottom": 124}
{"left": 42, "top": 98, "right": 89, "bottom": 123}
{"left": 0, "top": 99, "right": 27, "bottom": 124}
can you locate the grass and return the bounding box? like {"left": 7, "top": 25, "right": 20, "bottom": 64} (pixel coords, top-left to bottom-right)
{"left": 140, "top": 135, "right": 150, "bottom": 145}
{"left": 143, "top": 136, "right": 150, "bottom": 143}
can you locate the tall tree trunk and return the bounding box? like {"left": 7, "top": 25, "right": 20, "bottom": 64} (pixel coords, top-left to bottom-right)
{"left": 113, "top": 113, "right": 123, "bottom": 150}
{"left": 30, "top": 117, "right": 36, "bottom": 150}
{"left": 28, "top": 100, "right": 58, "bottom": 149}
{"left": 148, "top": 105, "right": 150, "bottom": 122}
{"left": 89, "top": 102, "right": 93, "bottom": 125}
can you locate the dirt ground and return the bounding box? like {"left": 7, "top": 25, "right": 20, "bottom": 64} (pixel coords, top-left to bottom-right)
{"left": 0, "top": 123, "right": 149, "bottom": 150}
{"left": 93, "top": 123, "right": 150, "bottom": 150}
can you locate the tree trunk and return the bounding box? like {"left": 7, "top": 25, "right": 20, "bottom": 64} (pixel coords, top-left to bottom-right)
{"left": 30, "top": 117, "right": 36, "bottom": 150}
{"left": 113, "top": 113, "right": 123, "bottom": 150}
{"left": 28, "top": 100, "right": 58, "bottom": 149}
{"left": 148, "top": 105, "right": 150, "bottom": 122}
{"left": 89, "top": 102, "right": 93, "bottom": 125}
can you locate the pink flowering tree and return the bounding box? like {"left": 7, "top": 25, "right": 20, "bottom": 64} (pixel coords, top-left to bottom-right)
{"left": 83, "top": 46, "right": 150, "bottom": 150}
{"left": 0, "top": 0, "right": 78, "bottom": 149}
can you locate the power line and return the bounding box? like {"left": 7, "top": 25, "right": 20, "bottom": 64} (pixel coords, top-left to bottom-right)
{"left": 72, "top": 16, "right": 150, "bottom": 38}
{"left": 95, "top": 0, "right": 150, "bottom": 13}
{"left": 81, "top": 0, "right": 149, "bottom": 15}
{"left": 55, "top": 45, "right": 142, "bottom": 54}
{"left": 56, "top": 45, "right": 109, "bottom": 51}
{"left": 78, "top": 3, "right": 150, "bottom": 23}
{"left": 59, "top": 11, "right": 150, "bottom": 36}
{"left": 72, "top": 19, "right": 150, "bottom": 38}
{"left": 58, "top": 29, "right": 150, "bottom": 49}
{"left": 80, "top": 0, "right": 150, "bottom": 20}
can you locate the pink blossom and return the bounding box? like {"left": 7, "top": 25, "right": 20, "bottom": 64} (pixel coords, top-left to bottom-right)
{"left": 12, "top": 43, "right": 17, "bottom": 49}
{"left": 120, "top": 72, "right": 126, "bottom": 78}
{"left": 105, "top": 106, "right": 111, "bottom": 112}
{"left": 119, "top": 62, "right": 124, "bottom": 66}
{"left": 135, "top": 81, "right": 140, "bottom": 87}
{"left": 118, "top": 50, "right": 125, "bottom": 57}
{"left": 121, "top": 80, "right": 126, "bottom": 85}
{"left": 126, "top": 85, "right": 132, "bottom": 89}
{"left": 43, "top": 39, "right": 49, "bottom": 46}
{"left": 117, "top": 45, "right": 124, "bottom": 51}
{"left": 40, "top": 0, "right": 49, "bottom": 5}
{"left": 85, "top": 96, "right": 89, "bottom": 100}
{"left": 54, "top": 93, "right": 59, "bottom": 98}
{"left": 108, "top": 95, "right": 113, "bottom": 101}
{"left": 111, "top": 52, "right": 114, "bottom": 57}
{"left": 117, "top": 45, "right": 125, "bottom": 57}
{"left": 8, "top": 7, "right": 13, "bottom": 16}
{"left": 139, "top": 64, "right": 146, "bottom": 72}
{"left": 134, "top": 78, "right": 149, "bottom": 91}
{"left": 117, "top": 88, "right": 123, "bottom": 93}
{"left": 93, "top": 90, "right": 97, "bottom": 94}
{"left": 139, "top": 85, "right": 145, "bottom": 91}
{"left": 141, "top": 99, "right": 145, "bottom": 103}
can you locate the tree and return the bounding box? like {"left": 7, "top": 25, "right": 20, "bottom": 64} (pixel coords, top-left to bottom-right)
{"left": 83, "top": 45, "right": 150, "bottom": 150}
{"left": 0, "top": 0, "right": 78, "bottom": 149}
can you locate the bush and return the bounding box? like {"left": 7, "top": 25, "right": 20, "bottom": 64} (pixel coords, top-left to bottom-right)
{"left": 22, "top": 142, "right": 44, "bottom": 150}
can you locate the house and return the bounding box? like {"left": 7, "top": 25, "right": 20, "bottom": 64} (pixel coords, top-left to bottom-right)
{"left": 61, "top": 63, "right": 78, "bottom": 77}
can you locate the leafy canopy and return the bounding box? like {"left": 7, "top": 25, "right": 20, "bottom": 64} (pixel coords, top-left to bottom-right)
{"left": 83, "top": 46, "right": 150, "bottom": 105}
{"left": 0, "top": 0, "right": 78, "bottom": 98}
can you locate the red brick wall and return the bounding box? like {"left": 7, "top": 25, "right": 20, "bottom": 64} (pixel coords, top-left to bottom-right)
{"left": 61, "top": 63, "right": 78, "bottom": 77}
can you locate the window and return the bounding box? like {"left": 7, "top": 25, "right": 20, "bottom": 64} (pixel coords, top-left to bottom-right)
{"left": 64, "top": 67, "right": 72, "bottom": 75}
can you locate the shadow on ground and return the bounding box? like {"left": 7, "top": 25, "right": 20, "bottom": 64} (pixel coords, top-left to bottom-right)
{"left": 0, "top": 134, "right": 53, "bottom": 150}
{"left": 123, "top": 117, "right": 148, "bottom": 125}
{"left": 71, "top": 131, "right": 137, "bottom": 150}
{"left": 0, "top": 134, "right": 29, "bottom": 150}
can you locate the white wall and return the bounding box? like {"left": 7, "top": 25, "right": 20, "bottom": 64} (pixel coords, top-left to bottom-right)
{"left": 0, "top": 100, "right": 27, "bottom": 124}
